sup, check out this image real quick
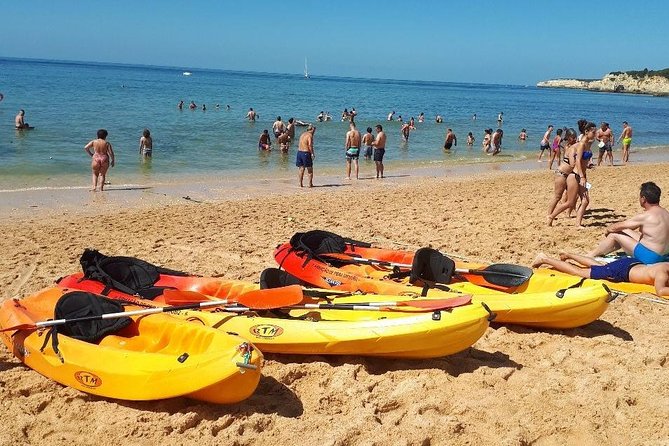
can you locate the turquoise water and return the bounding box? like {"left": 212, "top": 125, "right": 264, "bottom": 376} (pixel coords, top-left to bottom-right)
{"left": 1, "top": 57, "right": 668, "bottom": 190}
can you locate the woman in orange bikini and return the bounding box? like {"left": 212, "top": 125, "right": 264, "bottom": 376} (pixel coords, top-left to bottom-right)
{"left": 84, "top": 129, "right": 115, "bottom": 191}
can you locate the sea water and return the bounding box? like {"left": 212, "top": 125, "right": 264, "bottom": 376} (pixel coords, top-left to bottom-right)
{"left": 1, "top": 57, "right": 668, "bottom": 190}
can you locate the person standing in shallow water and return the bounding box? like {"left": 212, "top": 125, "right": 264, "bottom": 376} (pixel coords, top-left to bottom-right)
{"left": 84, "top": 129, "right": 115, "bottom": 192}
{"left": 443, "top": 129, "right": 457, "bottom": 150}
{"left": 344, "top": 121, "right": 361, "bottom": 180}
{"left": 371, "top": 124, "right": 386, "bottom": 179}
{"left": 297, "top": 125, "right": 316, "bottom": 187}
{"left": 618, "top": 121, "right": 633, "bottom": 163}
{"left": 139, "top": 128, "right": 153, "bottom": 159}
{"left": 362, "top": 127, "right": 374, "bottom": 160}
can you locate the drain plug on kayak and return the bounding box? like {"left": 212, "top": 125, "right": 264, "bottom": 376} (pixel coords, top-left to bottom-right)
{"left": 177, "top": 353, "right": 189, "bottom": 363}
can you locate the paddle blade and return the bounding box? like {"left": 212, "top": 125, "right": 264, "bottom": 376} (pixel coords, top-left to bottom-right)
{"left": 236, "top": 285, "right": 304, "bottom": 309}
{"left": 163, "top": 290, "right": 216, "bottom": 304}
{"left": 163, "top": 285, "right": 304, "bottom": 310}
{"left": 0, "top": 323, "right": 37, "bottom": 332}
{"left": 460, "top": 264, "right": 533, "bottom": 288}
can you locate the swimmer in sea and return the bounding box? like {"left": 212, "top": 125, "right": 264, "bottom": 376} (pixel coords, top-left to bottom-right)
{"left": 247, "top": 108, "right": 257, "bottom": 121}
{"left": 258, "top": 129, "right": 272, "bottom": 151}
{"left": 84, "top": 129, "right": 115, "bottom": 192}
{"left": 139, "top": 128, "right": 153, "bottom": 158}
{"left": 15, "top": 109, "right": 32, "bottom": 129}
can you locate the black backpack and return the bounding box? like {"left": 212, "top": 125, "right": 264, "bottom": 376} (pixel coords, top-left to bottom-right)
{"left": 79, "top": 249, "right": 191, "bottom": 299}
{"left": 42, "top": 291, "right": 132, "bottom": 361}
{"left": 286, "top": 230, "right": 372, "bottom": 268}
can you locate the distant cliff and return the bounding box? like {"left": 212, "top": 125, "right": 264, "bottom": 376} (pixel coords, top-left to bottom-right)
{"left": 537, "top": 69, "right": 669, "bottom": 96}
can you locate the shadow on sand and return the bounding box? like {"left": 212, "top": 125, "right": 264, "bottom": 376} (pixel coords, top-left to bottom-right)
{"left": 266, "top": 347, "right": 522, "bottom": 378}
{"left": 495, "top": 319, "right": 633, "bottom": 342}
{"left": 582, "top": 208, "right": 626, "bottom": 227}
{"left": 101, "top": 375, "right": 304, "bottom": 418}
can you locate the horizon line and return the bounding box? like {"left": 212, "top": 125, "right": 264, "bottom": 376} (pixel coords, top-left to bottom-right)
{"left": 0, "top": 55, "right": 530, "bottom": 88}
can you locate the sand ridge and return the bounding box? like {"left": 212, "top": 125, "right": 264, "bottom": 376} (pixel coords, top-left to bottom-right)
{"left": 0, "top": 162, "right": 667, "bottom": 445}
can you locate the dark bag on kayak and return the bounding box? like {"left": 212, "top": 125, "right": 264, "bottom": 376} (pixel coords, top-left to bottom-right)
{"left": 259, "top": 268, "right": 303, "bottom": 289}
{"left": 79, "top": 248, "right": 190, "bottom": 299}
{"left": 41, "top": 291, "right": 132, "bottom": 361}
{"left": 410, "top": 247, "right": 455, "bottom": 285}
{"left": 289, "top": 230, "right": 372, "bottom": 255}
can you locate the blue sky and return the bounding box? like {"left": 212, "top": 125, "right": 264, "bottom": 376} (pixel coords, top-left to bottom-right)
{"left": 1, "top": 0, "right": 667, "bottom": 85}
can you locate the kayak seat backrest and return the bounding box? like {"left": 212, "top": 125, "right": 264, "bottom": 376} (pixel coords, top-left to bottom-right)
{"left": 290, "top": 230, "right": 347, "bottom": 255}
{"left": 80, "top": 248, "right": 191, "bottom": 299}
{"left": 410, "top": 248, "right": 455, "bottom": 285}
{"left": 40, "top": 291, "right": 134, "bottom": 361}
{"left": 54, "top": 291, "right": 132, "bottom": 343}
{"left": 260, "top": 268, "right": 303, "bottom": 289}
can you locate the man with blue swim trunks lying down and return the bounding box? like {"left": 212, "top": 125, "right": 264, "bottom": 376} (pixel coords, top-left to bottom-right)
{"left": 532, "top": 252, "right": 669, "bottom": 296}
{"left": 586, "top": 182, "right": 669, "bottom": 264}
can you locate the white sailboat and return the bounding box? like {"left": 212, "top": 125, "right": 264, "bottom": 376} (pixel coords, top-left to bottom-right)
{"left": 304, "top": 58, "right": 310, "bottom": 79}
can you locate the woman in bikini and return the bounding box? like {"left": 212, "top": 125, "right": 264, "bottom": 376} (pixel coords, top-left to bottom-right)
{"left": 84, "top": 129, "right": 115, "bottom": 191}
{"left": 482, "top": 129, "right": 492, "bottom": 153}
{"left": 574, "top": 122, "right": 597, "bottom": 227}
{"left": 547, "top": 128, "right": 577, "bottom": 223}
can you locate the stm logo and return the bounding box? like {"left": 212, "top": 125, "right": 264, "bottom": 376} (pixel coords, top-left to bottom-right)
{"left": 323, "top": 277, "right": 342, "bottom": 287}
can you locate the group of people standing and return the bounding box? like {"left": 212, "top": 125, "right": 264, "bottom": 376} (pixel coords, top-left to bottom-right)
{"left": 341, "top": 122, "right": 387, "bottom": 181}
{"left": 544, "top": 119, "right": 634, "bottom": 227}
{"left": 258, "top": 116, "right": 296, "bottom": 152}
{"left": 481, "top": 129, "right": 503, "bottom": 155}
{"left": 545, "top": 120, "right": 596, "bottom": 227}
{"left": 538, "top": 121, "right": 634, "bottom": 168}
{"left": 81, "top": 128, "right": 153, "bottom": 192}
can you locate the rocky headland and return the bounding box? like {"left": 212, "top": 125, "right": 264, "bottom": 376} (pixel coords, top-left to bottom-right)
{"left": 537, "top": 69, "right": 669, "bottom": 96}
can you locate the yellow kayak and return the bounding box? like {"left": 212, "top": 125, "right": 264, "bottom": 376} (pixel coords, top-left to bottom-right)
{"left": 273, "top": 241, "right": 616, "bottom": 329}
{"left": 59, "top": 273, "right": 491, "bottom": 359}
{"left": 0, "top": 287, "right": 262, "bottom": 403}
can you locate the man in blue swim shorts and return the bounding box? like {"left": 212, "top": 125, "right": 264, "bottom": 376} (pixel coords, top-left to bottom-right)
{"left": 532, "top": 251, "right": 669, "bottom": 296}
{"left": 586, "top": 182, "right": 669, "bottom": 264}
{"left": 296, "top": 125, "right": 316, "bottom": 187}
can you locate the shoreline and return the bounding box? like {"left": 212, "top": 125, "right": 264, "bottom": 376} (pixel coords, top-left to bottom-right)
{"left": 4, "top": 145, "right": 669, "bottom": 221}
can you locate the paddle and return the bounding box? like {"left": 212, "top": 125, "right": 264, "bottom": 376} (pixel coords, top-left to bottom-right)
{"left": 1, "top": 287, "right": 305, "bottom": 333}
{"left": 320, "top": 253, "right": 533, "bottom": 288}
{"left": 162, "top": 285, "right": 304, "bottom": 309}
{"left": 324, "top": 295, "right": 473, "bottom": 310}
{"left": 163, "top": 290, "right": 472, "bottom": 312}
{"left": 196, "top": 297, "right": 471, "bottom": 313}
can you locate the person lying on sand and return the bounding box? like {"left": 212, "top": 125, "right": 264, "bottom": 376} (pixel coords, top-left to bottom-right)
{"left": 532, "top": 251, "right": 669, "bottom": 296}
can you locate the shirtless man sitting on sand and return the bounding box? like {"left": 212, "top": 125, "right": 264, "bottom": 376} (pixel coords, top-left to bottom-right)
{"left": 586, "top": 182, "right": 669, "bottom": 264}
{"left": 84, "top": 129, "right": 115, "bottom": 192}
{"left": 532, "top": 252, "right": 669, "bottom": 297}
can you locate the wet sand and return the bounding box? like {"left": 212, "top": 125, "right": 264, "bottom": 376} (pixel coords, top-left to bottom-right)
{"left": 0, "top": 160, "right": 667, "bottom": 445}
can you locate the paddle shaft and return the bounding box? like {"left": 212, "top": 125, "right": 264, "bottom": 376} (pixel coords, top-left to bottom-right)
{"left": 10, "top": 300, "right": 242, "bottom": 332}
{"left": 323, "top": 254, "right": 530, "bottom": 279}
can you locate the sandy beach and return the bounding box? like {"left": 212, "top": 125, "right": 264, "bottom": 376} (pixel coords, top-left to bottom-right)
{"left": 1, "top": 161, "right": 667, "bottom": 446}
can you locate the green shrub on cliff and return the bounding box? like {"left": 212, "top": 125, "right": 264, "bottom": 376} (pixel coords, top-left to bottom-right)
{"left": 610, "top": 68, "right": 669, "bottom": 79}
